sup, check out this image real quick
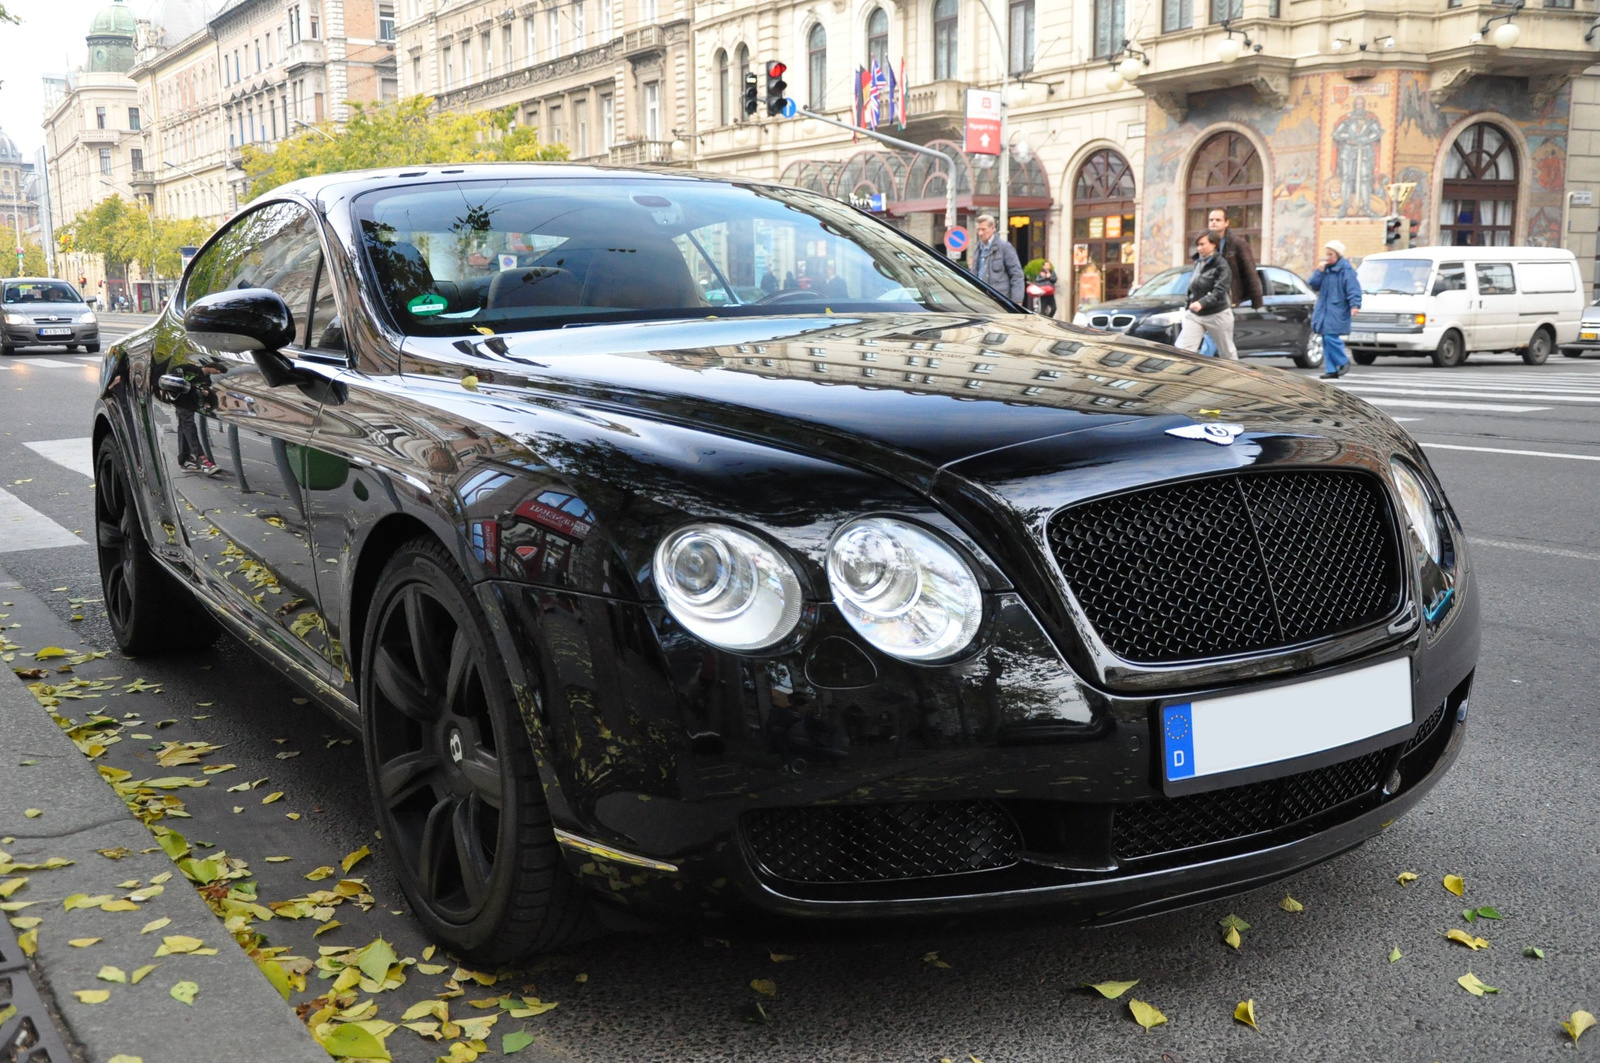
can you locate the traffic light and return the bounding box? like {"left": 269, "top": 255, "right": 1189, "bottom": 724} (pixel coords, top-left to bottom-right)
{"left": 765, "top": 61, "right": 788, "bottom": 117}
{"left": 1384, "top": 215, "right": 1402, "bottom": 248}
{"left": 79, "top": 276, "right": 87, "bottom": 286}
{"left": 741, "top": 72, "right": 759, "bottom": 117}
{"left": 1406, "top": 218, "right": 1420, "bottom": 248}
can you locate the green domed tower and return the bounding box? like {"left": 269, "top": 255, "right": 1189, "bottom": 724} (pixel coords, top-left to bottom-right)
{"left": 87, "top": 0, "right": 136, "bottom": 74}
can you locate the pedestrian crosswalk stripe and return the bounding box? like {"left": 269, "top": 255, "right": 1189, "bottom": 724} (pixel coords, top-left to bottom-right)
{"left": 2, "top": 357, "right": 81, "bottom": 368}
{"left": 1361, "top": 398, "right": 1551, "bottom": 413}
{"left": 0, "top": 487, "right": 86, "bottom": 552}
{"left": 23, "top": 438, "right": 95, "bottom": 478}
{"left": 1422, "top": 442, "right": 1600, "bottom": 462}
{"left": 1344, "top": 386, "right": 1600, "bottom": 405}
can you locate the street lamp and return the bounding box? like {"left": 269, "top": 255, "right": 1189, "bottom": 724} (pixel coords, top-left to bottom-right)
{"left": 1475, "top": 0, "right": 1525, "bottom": 48}
{"left": 163, "top": 160, "right": 226, "bottom": 220}
{"left": 293, "top": 118, "right": 338, "bottom": 141}
{"left": 1216, "top": 20, "right": 1262, "bottom": 64}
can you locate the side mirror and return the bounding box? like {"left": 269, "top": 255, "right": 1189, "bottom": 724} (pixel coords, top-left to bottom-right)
{"left": 183, "top": 288, "right": 296, "bottom": 355}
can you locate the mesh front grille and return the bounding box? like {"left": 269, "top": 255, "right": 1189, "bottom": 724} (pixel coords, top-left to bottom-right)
{"left": 1046, "top": 470, "right": 1402, "bottom": 663}
{"left": 1404, "top": 698, "right": 1448, "bottom": 755}
{"left": 1113, "top": 748, "right": 1390, "bottom": 860}
{"left": 743, "top": 801, "right": 1021, "bottom": 884}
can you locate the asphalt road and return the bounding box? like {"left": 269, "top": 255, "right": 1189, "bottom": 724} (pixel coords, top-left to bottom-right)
{"left": 2, "top": 326, "right": 1598, "bottom": 1062}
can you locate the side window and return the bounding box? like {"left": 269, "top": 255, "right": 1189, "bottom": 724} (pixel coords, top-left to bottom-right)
{"left": 1263, "top": 267, "right": 1306, "bottom": 297}
{"left": 1432, "top": 263, "right": 1467, "bottom": 295}
{"left": 183, "top": 201, "right": 322, "bottom": 343}
{"left": 307, "top": 260, "right": 345, "bottom": 352}
{"left": 1474, "top": 262, "right": 1515, "bottom": 295}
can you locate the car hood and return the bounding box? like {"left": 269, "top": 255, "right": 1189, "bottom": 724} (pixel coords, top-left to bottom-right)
{"left": 401, "top": 312, "right": 1393, "bottom": 492}
{"left": 1076, "top": 296, "right": 1182, "bottom": 316}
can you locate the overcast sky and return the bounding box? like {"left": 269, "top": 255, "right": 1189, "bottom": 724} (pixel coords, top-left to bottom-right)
{"left": 0, "top": 0, "right": 158, "bottom": 160}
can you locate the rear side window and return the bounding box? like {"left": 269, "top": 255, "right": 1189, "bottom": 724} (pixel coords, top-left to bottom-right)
{"left": 1432, "top": 263, "right": 1466, "bottom": 294}
{"left": 1262, "top": 267, "right": 1308, "bottom": 297}
{"left": 1515, "top": 261, "right": 1576, "bottom": 294}
{"left": 1474, "top": 263, "right": 1516, "bottom": 295}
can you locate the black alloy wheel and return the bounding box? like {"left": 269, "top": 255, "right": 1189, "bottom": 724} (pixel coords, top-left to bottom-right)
{"left": 361, "top": 538, "right": 587, "bottom": 961}
{"left": 1432, "top": 330, "right": 1466, "bottom": 368}
{"left": 1522, "top": 328, "right": 1554, "bottom": 366}
{"left": 94, "top": 436, "right": 199, "bottom": 655}
{"left": 1352, "top": 350, "right": 1379, "bottom": 366}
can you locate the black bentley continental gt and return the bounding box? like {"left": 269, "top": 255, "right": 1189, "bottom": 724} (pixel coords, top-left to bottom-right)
{"left": 93, "top": 165, "right": 1478, "bottom": 962}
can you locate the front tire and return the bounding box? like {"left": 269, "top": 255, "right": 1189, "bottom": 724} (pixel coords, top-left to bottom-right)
{"left": 1522, "top": 328, "right": 1554, "bottom": 366}
{"left": 361, "top": 538, "right": 589, "bottom": 962}
{"left": 1352, "top": 349, "right": 1378, "bottom": 366}
{"left": 1432, "top": 330, "right": 1466, "bottom": 368}
{"left": 1562, "top": 347, "right": 1585, "bottom": 358}
{"left": 1294, "top": 332, "right": 1324, "bottom": 369}
{"left": 85, "top": 342, "right": 101, "bottom": 354}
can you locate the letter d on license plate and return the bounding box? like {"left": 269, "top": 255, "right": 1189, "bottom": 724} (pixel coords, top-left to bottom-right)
{"left": 1161, "top": 658, "right": 1412, "bottom": 790}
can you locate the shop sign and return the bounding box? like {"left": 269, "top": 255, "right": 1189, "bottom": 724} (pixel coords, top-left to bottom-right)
{"left": 848, "top": 192, "right": 888, "bottom": 212}
{"left": 1072, "top": 243, "right": 1089, "bottom": 267}
{"left": 1088, "top": 217, "right": 1104, "bottom": 240}
{"left": 1106, "top": 215, "right": 1122, "bottom": 239}
{"left": 964, "top": 90, "right": 1001, "bottom": 156}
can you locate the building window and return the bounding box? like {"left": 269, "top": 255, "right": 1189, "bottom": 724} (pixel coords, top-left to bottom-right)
{"left": 867, "top": 7, "right": 888, "bottom": 70}
{"left": 1162, "top": 0, "right": 1192, "bottom": 32}
{"left": 1441, "top": 122, "right": 1518, "bottom": 246}
{"left": 99, "top": 148, "right": 112, "bottom": 174}
{"left": 1073, "top": 149, "right": 1137, "bottom": 312}
{"left": 1094, "top": 0, "right": 1125, "bottom": 58}
{"left": 526, "top": 18, "right": 537, "bottom": 63}
{"left": 716, "top": 49, "right": 730, "bottom": 124}
{"left": 411, "top": 55, "right": 421, "bottom": 88}
{"left": 96, "top": 106, "right": 107, "bottom": 129}
{"left": 642, "top": 0, "right": 656, "bottom": 20}
{"left": 1187, "top": 130, "right": 1263, "bottom": 259}
{"left": 599, "top": 0, "right": 612, "bottom": 38}
{"left": 443, "top": 45, "right": 453, "bottom": 87}
{"left": 573, "top": 0, "right": 585, "bottom": 49}
{"left": 549, "top": 103, "right": 564, "bottom": 144}
{"left": 289, "top": 5, "right": 301, "bottom": 43}
{"left": 379, "top": 3, "right": 395, "bottom": 41}
{"left": 129, "top": 106, "right": 141, "bottom": 130}
{"left": 1008, "top": 0, "right": 1034, "bottom": 74}
{"left": 644, "top": 81, "right": 660, "bottom": 139}
{"left": 547, "top": 7, "right": 560, "bottom": 58}
{"left": 601, "top": 93, "right": 614, "bottom": 149}
{"left": 381, "top": 76, "right": 398, "bottom": 101}
{"left": 130, "top": 147, "right": 144, "bottom": 172}
{"left": 1210, "top": 0, "right": 1242, "bottom": 20}
{"left": 575, "top": 98, "right": 588, "bottom": 155}
{"left": 462, "top": 38, "right": 473, "bottom": 80}
{"left": 482, "top": 31, "right": 492, "bottom": 75}
{"left": 502, "top": 25, "right": 513, "bottom": 68}
{"left": 807, "top": 23, "right": 826, "bottom": 109}
{"left": 310, "top": 11, "right": 319, "bottom": 38}
{"left": 933, "top": 0, "right": 957, "bottom": 79}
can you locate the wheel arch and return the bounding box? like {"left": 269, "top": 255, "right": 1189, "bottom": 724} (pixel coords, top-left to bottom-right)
{"left": 344, "top": 512, "right": 447, "bottom": 691}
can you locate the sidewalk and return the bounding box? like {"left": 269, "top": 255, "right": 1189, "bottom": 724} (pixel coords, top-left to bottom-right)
{"left": 0, "top": 586, "right": 325, "bottom": 1061}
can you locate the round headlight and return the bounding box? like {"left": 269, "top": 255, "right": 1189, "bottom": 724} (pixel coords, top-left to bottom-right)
{"left": 1390, "top": 460, "right": 1441, "bottom": 563}
{"left": 653, "top": 523, "right": 802, "bottom": 651}
{"left": 78, "top": 311, "right": 97, "bottom": 324}
{"left": 827, "top": 517, "right": 983, "bottom": 661}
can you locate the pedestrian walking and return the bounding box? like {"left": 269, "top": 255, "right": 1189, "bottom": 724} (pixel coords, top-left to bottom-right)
{"left": 1175, "top": 230, "right": 1237, "bottom": 360}
{"left": 1033, "top": 259, "right": 1059, "bottom": 318}
{"left": 972, "top": 213, "right": 1025, "bottom": 304}
{"left": 1308, "top": 239, "right": 1363, "bottom": 378}
{"left": 1206, "top": 208, "right": 1264, "bottom": 314}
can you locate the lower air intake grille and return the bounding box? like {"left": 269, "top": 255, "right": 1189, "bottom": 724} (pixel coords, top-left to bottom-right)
{"left": 1113, "top": 748, "right": 1391, "bottom": 860}
{"left": 743, "top": 801, "right": 1022, "bottom": 884}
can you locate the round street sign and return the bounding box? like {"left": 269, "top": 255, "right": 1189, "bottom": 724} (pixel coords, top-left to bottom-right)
{"left": 781, "top": 98, "right": 797, "bottom": 118}
{"left": 944, "top": 226, "right": 969, "bottom": 253}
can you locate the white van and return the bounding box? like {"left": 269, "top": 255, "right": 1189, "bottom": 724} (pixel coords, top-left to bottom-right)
{"left": 1348, "top": 246, "right": 1583, "bottom": 367}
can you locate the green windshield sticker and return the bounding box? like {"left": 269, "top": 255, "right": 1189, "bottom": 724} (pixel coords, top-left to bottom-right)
{"left": 408, "top": 293, "right": 448, "bottom": 317}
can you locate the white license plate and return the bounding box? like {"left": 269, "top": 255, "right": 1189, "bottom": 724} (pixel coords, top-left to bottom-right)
{"left": 37, "top": 327, "right": 72, "bottom": 337}
{"left": 1161, "top": 659, "right": 1412, "bottom": 786}
{"left": 1582, "top": 331, "right": 1598, "bottom": 341}
{"left": 1348, "top": 331, "right": 1377, "bottom": 344}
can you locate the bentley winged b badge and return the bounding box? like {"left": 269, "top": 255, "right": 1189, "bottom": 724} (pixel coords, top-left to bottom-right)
{"left": 1166, "top": 422, "right": 1246, "bottom": 446}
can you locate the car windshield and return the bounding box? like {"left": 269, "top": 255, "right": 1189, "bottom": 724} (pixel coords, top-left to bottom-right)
{"left": 353, "top": 177, "right": 1010, "bottom": 336}
{"left": 1129, "top": 267, "right": 1191, "bottom": 298}
{"left": 3, "top": 281, "right": 82, "bottom": 304}
{"left": 1358, "top": 258, "right": 1431, "bottom": 295}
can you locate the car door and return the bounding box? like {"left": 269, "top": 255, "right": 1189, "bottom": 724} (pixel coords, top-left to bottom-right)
{"left": 1255, "top": 267, "right": 1313, "bottom": 354}
{"left": 1472, "top": 261, "right": 1517, "bottom": 351}
{"left": 1427, "top": 261, "right": 1473, "bottom": 346}
{"left": 147, "top": 201, "right": 339, "bottom": 680}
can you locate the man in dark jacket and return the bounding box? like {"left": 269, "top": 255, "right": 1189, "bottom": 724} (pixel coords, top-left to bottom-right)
{"left": 1207, "top": 207, "right": 1264, "bottom": 311}
{"left": 1308, "top": 238, "right": 1363, "bottom": 378}
{"left": 972, "top": 213, "right": 1025, "bottom": 303}
{"left": 1176, "top": 230, "right": 1237, "bottom": 359}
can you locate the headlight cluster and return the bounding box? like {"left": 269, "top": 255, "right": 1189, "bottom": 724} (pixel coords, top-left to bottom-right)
{"left": 1390, "top": 459, "right": 1443, "bottom": 563}
{"left": 3, "top": 313, "right": 28, "bottom": 325}
{"left": 78, "top": 311, "right": 97, "bottom": 324}
{"left": 1144, "top": 310, "right": 1183, "bottom": 329}
{"left": 652, "top": 517, "right": 984, "bottom": 661}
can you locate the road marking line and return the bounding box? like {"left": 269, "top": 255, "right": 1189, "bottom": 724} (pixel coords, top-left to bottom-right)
{"left": 24, "top": 437, "right": 96, "bottom": 478}
{"left": 1345, "top": 388, "right": 1600, "bottom": 404}
{"left": 1422, "top": 442, "right": 1600, "bottom": 461}
{"left": 1363, "top": 398, "right": 1551, "bottom": 412}
{"left": 6, "top": 357, "right": 82, "bottom": 368}
{"left": 1469, "top": 538, "right": 1600, "bottom": 563}
{"left": 0, "top": 488, "right": 86, "bottom": 552}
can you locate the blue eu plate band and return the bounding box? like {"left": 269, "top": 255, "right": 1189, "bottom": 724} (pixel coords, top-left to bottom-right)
{"left": 1162, "top": 702, "right": 1196, "bottom": 781}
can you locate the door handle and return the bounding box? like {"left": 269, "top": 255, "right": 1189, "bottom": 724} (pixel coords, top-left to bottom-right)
{"left": 157, "top": 373, "right": 192, "bottom": 396}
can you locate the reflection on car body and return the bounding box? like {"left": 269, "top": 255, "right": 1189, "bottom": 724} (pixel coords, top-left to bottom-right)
{"left": 93, "top": 164, "right": 1478, "bottom": 963}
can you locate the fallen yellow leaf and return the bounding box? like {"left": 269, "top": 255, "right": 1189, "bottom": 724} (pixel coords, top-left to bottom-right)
{"left": 169, "top": 980, "right": 198, "bottom": 1005}
{"left": 1564, "top": 1011, "right": 1597, "bottom": 1045}
{"left": 1444, "top": 874, "right": 1465, "bottom": 897}
{"left": 1129, "top": 998, "right": 1167, "bottom": 1031}
{"left": 750, "top": 979, "right": 777, "bottom": 997}
{"left": 1445, "top": 928, "right": 1489, "bottom": 951}
{"left": 130, "top": 964, "right": 158, "bottom": 984}
{"left": 341, "top": 846, "right": 371, "bottom": 873}
{"left": 1457, "top": 972, "right": 1497, "bottom": 997}
{"left": 17, "top": 928, "right": 36, "bottom": 956}
{"left": 1224, "top": 926, "right": 1241, "bottom": 950}
{"left": 265, "top": 856, "right": 292, "bottom": 863}
{"left": 1084, "top": 980, "right": 1138, "bottom": 999}
{"left": 261, "top": 792, "right": 284, "bottom": 804}
{"left": 769, "top": 952, "right": 796, "bottom": 963}
{"left": 107, "top": 1056, "right": 144, "bottom": 1063}
{"left": 1397, "top": 871, "right": 1419, "bottom": 885}
{"left": 23, "top": 810, "right": 40, "bottom": 819}
{"left": 139, "top": 917, "right": 170, "bottom": 934}
{"left": 1234, "top": 999, "right": 1258, "bottom": 1030}
{"left": 68, "top": 937, "right": 102, "bottom": 948}
{"left": 73, "top": 989, "right": 111, "bottom": 1004}
{"left": 1279, "top": 896, "right": 1304, "bottom": 913}
{"left": 97, "top": 965, "right": 126, "bottom": 983}
{"left": 923, "top": 950, "right": 952, "bottom": 969}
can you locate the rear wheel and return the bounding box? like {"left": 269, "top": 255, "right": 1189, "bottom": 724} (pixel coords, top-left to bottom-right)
{"left": 1352, "top": 350, "right": 1379, "bottom": 366}
{"left": 1562, "top": 347, "right": 1585, "bottom": 358}
{"left": 0, "top": 341, "right": 13, "bottom": 357}
{"left": 1522, "top": 327, "right": 1554, "bottom": 366}
{"left": 1293, "top": 332, "right": 1324, "bottom": 370}
{"left": 1431, "top": 330, "right": 1466, "bottom": 368}
{"left": 361, "top": 538, "right": 589, "bottom": 962}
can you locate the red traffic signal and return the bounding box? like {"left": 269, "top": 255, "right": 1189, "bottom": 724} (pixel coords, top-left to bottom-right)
{"left": 767, "top": 61, "right": 786, "bottom": 78}
{"left": 79, "top": 276, "right": 88, "bottom": 285}
{"left": 765, "top": 61, "right": 789, "bottom": 117}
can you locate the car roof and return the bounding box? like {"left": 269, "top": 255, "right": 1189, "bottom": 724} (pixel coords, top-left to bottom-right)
{"left": 265, "top": 162, "right": 771, "bottom": 210}
{"left": 1362, "top": 246, "right": 1577, "bottom": 262}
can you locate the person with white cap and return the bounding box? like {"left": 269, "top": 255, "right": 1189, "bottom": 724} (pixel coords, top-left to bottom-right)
{"left": 1308, "top": 238, "right": 1363, "bottom": 378}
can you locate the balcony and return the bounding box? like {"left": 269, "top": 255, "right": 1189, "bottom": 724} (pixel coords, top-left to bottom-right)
{"left": 283, "top": 39, "right": 326, "bottom": 72}
{"left": 606, "top": 139, "right": 681, "bottom": 167}
{"left": 81, "top": 128, "right": 120, "bottom": 146}
{"left": 621, "top": 24, "right": 664, "bottom": 60}
{"left": 130, "top": 169, "right": 155, "bottom": 193}
{"left": 904, "top": 79, "right": 965, "bottom": 121}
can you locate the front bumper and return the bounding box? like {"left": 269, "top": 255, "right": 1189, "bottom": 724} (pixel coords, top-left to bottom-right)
{"left": 481, "top": 556, "right": 1479, "bottom": 924}
{"left": 1345, "top": 325, "right": 1434, "bottom": 352}
{"left": 2, "top": 322, "right": 99, "bottom": 348}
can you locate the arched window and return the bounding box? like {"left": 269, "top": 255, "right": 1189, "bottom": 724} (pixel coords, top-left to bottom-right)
{"left": 736, "top": 43, "right": 749, "bottom": 83}
{"left": 1441, "top": 122, "right": 1517, "bottom": 246}
{"left": 933, "top": 0, "right": 958, "bottom": 80}
{"left": 1073, "top": 149, "right": 1137, "bottom": 310}
{"left": 867, "top": 7, "right": 888, "bottom": 70}
{"left": 1186, "top": 131, "right": 1263, "bottom": 259}
{"left": 808, "top": 24, "right": 827, "bottom": 110}
{"left": 716, "top": 49, "right": 730, "bottom": 125}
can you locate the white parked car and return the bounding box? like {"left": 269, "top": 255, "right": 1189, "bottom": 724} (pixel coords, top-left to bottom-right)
{"left": 1349, "top": 246, "right": 1582, "bottom": 367}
